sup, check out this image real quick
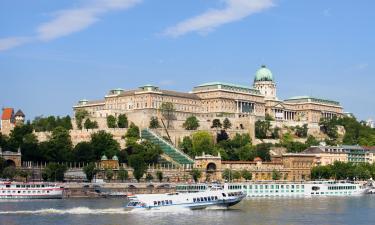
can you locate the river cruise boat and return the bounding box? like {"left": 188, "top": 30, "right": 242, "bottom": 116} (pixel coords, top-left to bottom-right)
{"left": 176, "top": 181, "right": 367, "bottom": 198}
{"left": 125, "top": 184, "right": 246, "bottom": 210}
{"left": 0, "top": 181, "right": 64, "bottom": 199}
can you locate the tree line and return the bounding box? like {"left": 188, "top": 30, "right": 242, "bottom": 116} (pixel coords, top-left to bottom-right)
{"left": 311, "top": 161, "right": 375, "bottom": 180}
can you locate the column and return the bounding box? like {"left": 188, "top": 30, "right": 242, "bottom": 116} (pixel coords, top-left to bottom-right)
{"left": 240, "top": 101, "right": 243, "bottom": 113}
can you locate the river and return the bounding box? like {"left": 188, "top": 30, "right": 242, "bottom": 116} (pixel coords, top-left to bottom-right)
{"left": 1, "top": 196, "right": 374, "bottom": 225}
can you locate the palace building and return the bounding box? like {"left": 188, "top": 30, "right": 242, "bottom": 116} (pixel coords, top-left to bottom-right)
{"left": 73, "top": 65, "right": 343, "bottom": 134}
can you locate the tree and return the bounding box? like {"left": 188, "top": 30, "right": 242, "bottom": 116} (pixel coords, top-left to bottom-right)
{"left": 272, "top": 170, "right": 282, "bottom": 180}
{"left": 281, "top": 132, "right": 294, "bottom": 146}
{"left": 117, "top": 114, "right": 128, "bottom": 128}
{"left": 271, "top": 127, "right": 281, "bottom": 139}
{"left": 265, "top": 113, "right": 274, "bottom": 121}
{"left": 75, "top": 109, "right": 89, "bottom": 129}
{"left": 211, "top": 119, "right": 222, "bottom": 129}
{"left": 46, "top": 126, "right": 73, "bottom": 162}
{"left": 216, "top": 130, "right": 229, "bottom": 143}
{"left": 237, "top": 144, "right": 256, "bottom": 161}
{"left": 190, "top": 169, "right": 202, "bottom": 182}
{"left": 233, "top": 171, "right": 241, "bottom": 181}
{"left": 183, "top": 116, "right": 200, "bottom": 130}
{"left": 306, "top": 135, "right": 320, "bottom": 147}
{"left": 107, "top": 115, "right": 117, "bottom": 128}
{"left": 73, "top": 142, "right": 95, "bottom": 163}
{"left": 241, "top": 170, "right": 252, "bottom": 181}
{"left": 18, "top": 170, "right": 31, "bottom": 182}
{"left": 118, "top": 168, "right": 129, "bottom": 182}
{"left": 156, "top": 171, "right": 163, "bottom": 182}
{"left": 42, "top": 163, "right": 67, "bottom": 182}
{"left": 32, "top": 115, "right": 72, "bottom": 131}
{"left": 149, "top": 117, "right": 160, "bottom": 129}
{"left": 105, "top": 169, "right": 114, "bottom": 182}
{"left": 222, "top": 169, "right": 233, "bottom": 181}
{"left": 128, "top": 154, "right": 147, "bottom": 182}
{"left": 90, "top": 130, "right": 120, "bottom": 159}
{"left": 295, "top": 124, "right": 308, "bottom": 138}
{"left": 84, "top": 118, "right": 98, "bottom": 129}
{"left": 2, "top": 166, "right": 17, "bottom": 180}
{"left": 125, "top": 123, "right": 140, "bottom": 140}
{"left": 319, "top": 117, "right": 339, "bottom": 140}
{"left": 83, "top": 163, "right": 98, "bottom": 181}
{"left": 192, "top": 131, "right": 214, "bottom": 156}
{"left": 146, "top": 173, "right": 154, "bottom": 182}
{"left": 223, "top": 118, "right": 232, "bottom": 130}
{"left": 255, "top": 120, "right": 271, "bottom": 139}
{"left": 159, "top": 102, "right": 175, "bottom": 128}
{"left": 179, "top": 136, "right": 193, "bottom": 155}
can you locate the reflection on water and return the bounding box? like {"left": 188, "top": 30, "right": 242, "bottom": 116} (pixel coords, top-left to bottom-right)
{"left": 0, "top": 196, "right": 374, "bottom": 225}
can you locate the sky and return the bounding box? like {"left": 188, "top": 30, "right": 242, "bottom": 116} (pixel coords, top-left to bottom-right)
{"left": 0, "top": 0, "right": 374, "bottom": 121}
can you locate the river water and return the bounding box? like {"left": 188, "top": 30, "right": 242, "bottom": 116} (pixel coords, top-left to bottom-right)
{"left": 1, "top": 196, "right": 374, "bottom": 225}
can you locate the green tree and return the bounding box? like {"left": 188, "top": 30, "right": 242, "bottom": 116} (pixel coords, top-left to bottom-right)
{"left": 84, "top": 118, "right": 98, "bottom": 129}
{"left": 281, "top": 132, "right": 294, "bottom": 146}
{"left": 211, "top": 119, "right": 222, "bottom": 129}
{"left": 105, "top": 169, "right": 114, "bottom": 182}
{"left": 190, "top": 168, "right": 202, "bottom": 182}
{"left": 42, "top": 163, "right": 67, "bottom": 182}
{"left": 117, "top": 114, "right": 128, "bottom": 128}
{"left": 265, "top": 113, "right": 274, "bottom": 121}
{"left": 107, "top": 115, "right": 117, "bottom": 128}
{"left": 216, "top": 130, "right": 229, "bottom": 143}
{"left": 294, "top": 124, "right": 308, "bottom": 138}
{"left": 146, "top": 173, "right": 154, "bottom": 182}
{"left": 254, "top": 143, "right": 272, "bottom": 161}
{"left": 75, "top": 109, "right": 89, "bottom": 129}
{"left": 179, "top": 136, "right": 193, "bottom": 155}
{"left": 83, "top": 163, "right": 98, "bottom": 181}
{"left": 156, "top": 171, "right": 163, "bottom": 182}
{"left": 306, "top": 135, "right": 320, "bottom": 147}
{"left": 222, "top": 169, "right": 233, "bottom": 181}
{"left": 118, "top": 168, "right": 129, "bottom": 182}
{"left": 183, "top": 116, "right": 200, "bottom": 130}
{"left": 90, "top": 130, "right": 120, "bottom": 159}
{"left": 271, "top": 127, "right": 281, "bottom": 139}
{"left": 192, "top": 131, "right": 214, "bottom": 156}
{"left": 149, "top": 116, "right": 160, "bottom": 129}
{"left": 272, "top": 170, "right": 282, "bottom": 180}
{"left": 237, "top": 144, "right": 256, "bottom": 161}
{"left": 47, "top": 126, "right": 73, "bottom": 162}
{"left": 73, "top": 142, "right": 95, "bottom": 163}
{"left": 233, "top": 171, "right": 241, "bottom": 181}
{"left": 223, "top": 118, "right": 232, "bottom": 130}
{"left": 2, "top": 166, "right": 17, "bottom": 180}
{"left": 319, "top": 117, "right": 339, "bottom": 140}
{"left": 128, "top": 154, "right": 147, "bottom": 182}
{"left": 241, "top": 170, "right": 252, "bottom": 181}
{"left": 311, "top": 165, "right": 332, "bottom": 180}
{"left": 159, "top": 102, "right": 175, "bottom": 128}
{"left": 17, "top": 170, "right": 31, "bottom": 182}
{"left": 125, "top": 123, "right": 140, "bottom": 140}
{"left": 255, "top": 120, "right": 271, "bottom": 139}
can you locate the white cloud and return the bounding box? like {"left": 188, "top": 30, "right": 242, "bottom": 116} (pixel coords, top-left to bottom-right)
{"left": 37, "top": 0, "right": 141, "bottom": 41}
{"left": 0, "top": 0, "right": 141, "bottom": 51}
{"left": 0, "top": 37, "right": 33, "bottom": 51}
{"left": 163, "top": 0, "right": 274, "bottom": 37}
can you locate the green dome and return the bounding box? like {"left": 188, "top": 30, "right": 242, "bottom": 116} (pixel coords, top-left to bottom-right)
{"left": 101, "top": 155, "right": 108, "bottom": 160}
{"left": 254, "top": 65, "right": 274, "bottom": 82}
{"left": 112, "top": 155, "right": 118, "bottom": 161}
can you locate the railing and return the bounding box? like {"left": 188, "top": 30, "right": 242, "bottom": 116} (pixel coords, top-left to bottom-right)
{"left": 145, "top": 128, "right": 194, "bottom": 163}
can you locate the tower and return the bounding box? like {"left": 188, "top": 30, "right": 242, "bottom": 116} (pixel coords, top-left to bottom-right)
{"left": 253, "top": 65, "right": 277, "bottom": 100}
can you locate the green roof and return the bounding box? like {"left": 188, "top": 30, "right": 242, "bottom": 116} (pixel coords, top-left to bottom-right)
{"left": 254, "top": 65, "right": 274, "bottom": 82}
{"left": 194, "top": 82, "right": 261, "bottom": 95}
{"left": 196, "top": 82, "right": 250, "bottom": 89}
{"left": 285, "top": 96, "right": 340, "bottom": 106}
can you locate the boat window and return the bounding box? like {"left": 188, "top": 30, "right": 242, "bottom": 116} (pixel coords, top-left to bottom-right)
{"left": 154, "top": 201, "right": 157, "bottom": 206}
{"left": 16, "top": 185, "right": 20, "bottom": 188}
{"left": 6, "top": 185, "right": 10, "bottom": 188}
{"left": 158, "top": 201, "right": 161, "bottom": 205}
{"left": 26, "top": 185, "right": 30, "bottom": 188}
{"left": 222, "top": 193, "right": 226, "bottom": 197}
{"left": 200, "top": 197, "right": 204, "bottom": 201}
{"left": 193, "top": 198, "right": 196, "bottom": 202}
{"left": 169, "top": 200, "right": 172, "bottom": 204}
{"left": 197, "top": 198, "right": 200, "bottom": 202}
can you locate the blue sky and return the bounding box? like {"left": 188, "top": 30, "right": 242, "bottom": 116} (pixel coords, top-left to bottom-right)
{"left": 0, "top": 0, "right": 374, "bottom": 121}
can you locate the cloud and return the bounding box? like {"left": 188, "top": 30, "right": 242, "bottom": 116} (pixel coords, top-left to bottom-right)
{"left": 37, "top": 0, "right": 141, "bottom": 41}
{"left": 0, "top": 37, "right": 33, "bottom": 51}
{"left": 0, "top": 0, "right": 141, "bottom": 51}
{"left": 163, "top": 0, "right": 274, "bottom": 37}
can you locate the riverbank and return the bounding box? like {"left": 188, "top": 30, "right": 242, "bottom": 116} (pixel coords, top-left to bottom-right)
{"left": 62, "top": 182, "right": 176, "bottom": 198}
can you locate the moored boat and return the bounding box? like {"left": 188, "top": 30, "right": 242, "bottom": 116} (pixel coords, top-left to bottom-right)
{"left": 0, "top": 181, "right": 64, "bottom": 199}
{"left": 176, "top": 181, "right": 368, "bottom": 198}
{"left": 125, "top": 184, "right": 245, "bottom": 210}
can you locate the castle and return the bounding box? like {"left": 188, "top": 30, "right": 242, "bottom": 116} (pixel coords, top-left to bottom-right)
{"left": 73, "top": 65, "right": 343, "bottom": 137}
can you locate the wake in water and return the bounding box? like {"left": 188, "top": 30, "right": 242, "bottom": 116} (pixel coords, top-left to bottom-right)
{"left": 0, "top": 206, "right": 191, "bottom": 215}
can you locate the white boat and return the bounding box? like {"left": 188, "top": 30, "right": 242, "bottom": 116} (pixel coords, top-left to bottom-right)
{"left": 176, "top": 181, "right": 368, "bottom": 198}
{"left": 125, "top": 184, "right": 246, "bottom": 210}
{"left": 0, "top": 181, "right": 64, "bottom": 199}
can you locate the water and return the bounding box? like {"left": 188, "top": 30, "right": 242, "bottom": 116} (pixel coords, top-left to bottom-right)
{"left": 1, "top": 196, "right": 375, "bottom": 225}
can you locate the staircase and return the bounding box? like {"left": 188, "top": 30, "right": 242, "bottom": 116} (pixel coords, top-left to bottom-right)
{"left": 141, "top": 129, "right": 194, "bottom": 166}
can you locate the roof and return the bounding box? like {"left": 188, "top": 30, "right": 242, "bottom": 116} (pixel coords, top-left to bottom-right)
{"left": 14, "top": 109, "right": 25, "bottom": 117}
{"left": 1, "top": 108, "right": 14, "bottom": 120}
{"left": 254, "top": 65, "right": 274, "bottom": 82}
{"left": 284, "top": 96, "right": 341, "bottom": 106}
{"left": 302, "top": 147, "right": 324, "bottom": 154}
{"left": 196, "top": 82, "right": 251, "bottom": 90}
